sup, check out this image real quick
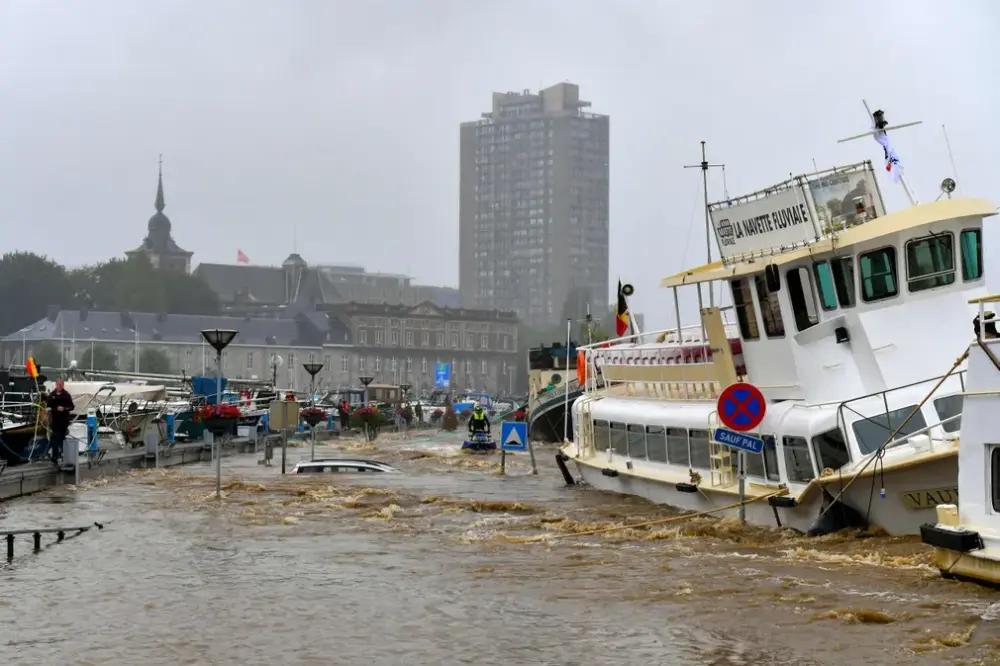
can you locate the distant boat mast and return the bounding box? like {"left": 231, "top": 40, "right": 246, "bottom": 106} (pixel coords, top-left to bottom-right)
{"left": 684, "top": 142, "right": 726, "bottom": 308}
{"left": 837, "top": 100, "right": 923, "bottom": 206}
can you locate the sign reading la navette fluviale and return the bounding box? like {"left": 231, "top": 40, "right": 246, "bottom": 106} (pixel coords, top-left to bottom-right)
{"left": 710, "top": 188, "right": 816, "bottom": 261}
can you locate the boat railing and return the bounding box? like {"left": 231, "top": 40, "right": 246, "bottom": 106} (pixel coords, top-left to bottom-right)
{"left": 878, "top": 412, "right": 962, "bottom": 454}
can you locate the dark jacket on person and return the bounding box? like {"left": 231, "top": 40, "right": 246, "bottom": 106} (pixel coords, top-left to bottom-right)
{"left": 46, "top": 390, "right": 75, "bottom": 432}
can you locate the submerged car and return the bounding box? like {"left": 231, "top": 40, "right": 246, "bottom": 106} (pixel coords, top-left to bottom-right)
{"left": 289, "top": 459, "right": 400, "bottom": 474}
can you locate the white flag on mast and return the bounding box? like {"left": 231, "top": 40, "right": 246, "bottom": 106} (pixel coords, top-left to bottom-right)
{"left": 872, "top": 126, "right": 903, "bottom": 183}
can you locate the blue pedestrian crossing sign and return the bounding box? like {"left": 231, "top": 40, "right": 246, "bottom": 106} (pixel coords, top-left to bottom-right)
{"left": 434, "top": 362, "right": 451, "bottom": 389}
{"left": 500, "top": 421, "right": 528, "bottom": 452}
{"left": 713, "top": 427, "right": 764, "bottom": 454}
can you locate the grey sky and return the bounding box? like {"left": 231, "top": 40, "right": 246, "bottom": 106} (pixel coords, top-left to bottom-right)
{"left": 1, "top": 0, "right": 997, "bottom": 329}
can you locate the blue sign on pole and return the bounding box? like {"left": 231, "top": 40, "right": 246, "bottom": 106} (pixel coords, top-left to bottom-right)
{"left": 713, "top": 427, "right": 764, "bottom": 454}
{"left": 500, "top": 421, "right": 528, "bottom": 452}
{"left": 434, "top": 362, "right": 451, "bottom": 389}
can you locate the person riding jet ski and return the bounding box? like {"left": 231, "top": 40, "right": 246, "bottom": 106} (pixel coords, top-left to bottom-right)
{"left": 468, "top": 404, "right": 490, "bottom": 435}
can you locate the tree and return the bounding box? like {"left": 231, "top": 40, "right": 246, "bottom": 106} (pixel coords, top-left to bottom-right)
{"left": 80, "top": 344, "right": 117, "bottom": 371}
{"left": 31, "top": 341, "right": 61, "bottom": 370}
{"left": 0, "top": 252, "right": 72, "bottom": 336}
{"left": 139, "top": 347, "right": 173, "bottom": 374}
{"left": 163, "top": 272, "right": 221, "bottom": 315}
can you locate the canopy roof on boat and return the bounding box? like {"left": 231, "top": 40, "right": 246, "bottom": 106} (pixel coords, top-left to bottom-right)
{"left": 660, "top": 197, "right": 998, "bottom": 289}
{"left": 47, "top": 381, "right": 168, "bottom": 412}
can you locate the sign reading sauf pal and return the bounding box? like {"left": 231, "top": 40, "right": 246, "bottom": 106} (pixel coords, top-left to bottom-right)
{"left": 710, "top": 188, "right": 817, "bottom": 261}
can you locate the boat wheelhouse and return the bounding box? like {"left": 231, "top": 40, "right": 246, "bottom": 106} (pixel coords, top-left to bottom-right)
{"left": 565, "top": 155, "right": 996, "bottom": 535}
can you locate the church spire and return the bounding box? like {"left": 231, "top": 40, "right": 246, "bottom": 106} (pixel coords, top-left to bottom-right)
{"left": 155, "top": 154, "right": 165, "bottom": 213}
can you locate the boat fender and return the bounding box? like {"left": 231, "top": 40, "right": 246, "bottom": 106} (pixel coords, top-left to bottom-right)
{"left": 601, "top": 468, "right": 619, "bottom": 477}
{"left": 554, "top": 452, "right": 575, "bottom": 486}
{"left": 768, "top": 495, "right": 797, "bottom": 509}
{"left": 806, "top": 490, "right": 868, "bottom": 537}
{"left": 675, "top": 482, "right": 698, "bottom": 494}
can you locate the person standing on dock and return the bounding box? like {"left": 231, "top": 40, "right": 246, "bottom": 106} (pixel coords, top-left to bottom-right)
{"left": 46, "top": 378, "right": 74, "bottom": 465}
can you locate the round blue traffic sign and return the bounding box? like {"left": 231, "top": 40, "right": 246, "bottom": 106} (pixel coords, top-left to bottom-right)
{"left": 717, "top": 382, "right": 766, "bottom": 432}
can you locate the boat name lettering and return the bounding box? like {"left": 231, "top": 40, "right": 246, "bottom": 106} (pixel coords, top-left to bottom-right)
{"left": 730, "top": 204, "right": 811, "bottom": 241}
{"left": 899, "top": 487, "right": 959, "bottom": 510}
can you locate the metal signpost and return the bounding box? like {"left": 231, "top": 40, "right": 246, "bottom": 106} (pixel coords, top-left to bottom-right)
{"left": 715, "top": 382, "right": 767, "bottom": 523}
{"left": 499, "top": 421, "right": 530, "bottom": 476}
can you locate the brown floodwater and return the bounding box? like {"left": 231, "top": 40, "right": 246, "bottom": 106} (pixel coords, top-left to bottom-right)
{"left": 2, "top": 431, "right": 1000, "bottom": 665}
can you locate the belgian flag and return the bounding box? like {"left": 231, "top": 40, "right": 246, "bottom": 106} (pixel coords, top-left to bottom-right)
{"left": 25, "top": 356, "right": 38, "bottom": 379}
{"left": 615, "top": 280, "right": 630, "bottom": 337}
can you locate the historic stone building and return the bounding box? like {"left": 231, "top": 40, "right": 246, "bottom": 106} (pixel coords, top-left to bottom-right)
{"left": 125, "top": 161, "right": 193, "bottom": 273}
{"left": 323, "top": 301, "right": 519, "bottom": 394}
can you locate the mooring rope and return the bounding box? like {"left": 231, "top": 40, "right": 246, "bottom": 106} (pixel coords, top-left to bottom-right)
{"left": 504, "top": 488, "right": 788, "bottom": 543}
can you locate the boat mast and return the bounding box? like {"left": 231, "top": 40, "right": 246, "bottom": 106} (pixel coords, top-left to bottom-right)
{"left": 837, "top": 100, "right": 922, "bottom": 206}
{"left": 684, "top": 142, "right": 725, "bottom": 308}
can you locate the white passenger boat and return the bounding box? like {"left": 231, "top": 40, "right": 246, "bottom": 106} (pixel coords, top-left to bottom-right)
{"left": 922, "top": 299, "right": 1000, "bottom": 586}
{"left": 562, "top": 111, "right": 995, "bottom": 535}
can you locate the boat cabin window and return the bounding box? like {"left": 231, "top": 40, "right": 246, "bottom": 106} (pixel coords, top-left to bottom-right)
{"left": 753, "top": 275, "right": 785, "bottom": 338}
{"left": 730, "top": 278, "right": 760, "bottom": 341}
{"left": 851, "top": 404, "right": 927, "bottom": 455}
{"left": 627, "top": 424, "right": 646, "bottom": 459}
{"left": 811, "top": 262, "right": 838, "bottom": 311}
{"left": 786, "top": 266, "right": 820, "bottom": 332}
{"left": 811, "top": 428, "right": 850, "bottom": 472}
{"left": 933, "top": 394, "right": 963, "bottom": 433}
{"left": 992, "top": 447, "right": 1000, "bottom": 512}
{"left": 593, "top": 419, "right": 610, "bottom": 452}
{"left": 859, "top": 247, "right": 898, "bottom": 302}
{"left": 906, "top": 232, "right": 955, "bottom": 292}
{"left": 689, "top": 429, "right": 711, "bottom": 469}
{"left": 666, "top": 427, "right": 689, "bottom": 466}
{"left": 961, "top": 229, "right": 983, "bottom": 281}
{"left": 645, "top": 426, "right": 667, "bottom": 462}
{"left": 830, "top": 257, "right": 856, "bottom": 308}
{"left": 610, "top": 422, "right": 628, "bottom": 456}
{"left": 782, "top": 436, "right": 816, "bottom": 483}
{"left": 762, "top": 436, "right": 780, "bottom": 482}
{"left": 744, "top": 450, "right": 766, "bottom": 479}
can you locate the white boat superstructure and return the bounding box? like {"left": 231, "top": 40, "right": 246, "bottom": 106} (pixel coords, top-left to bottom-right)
{"left": 563, "top": 145, "right": 996, "bottom": 535}
{"left": 922, "top": 297, "right": 1000, "bottom": 586}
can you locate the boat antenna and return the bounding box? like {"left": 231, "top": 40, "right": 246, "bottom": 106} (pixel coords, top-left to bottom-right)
{"left": 683, "top": 141, "right": 725, "bottom": 308}
{"left": 837, "top": 100, "right": 922, "bottom": 206}
{"left": 942, "top": 123, "right": 961, "bottom": 195}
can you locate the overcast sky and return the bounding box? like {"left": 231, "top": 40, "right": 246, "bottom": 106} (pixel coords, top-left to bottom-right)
{"left": 1, "top": 0, "right": 998, "bottom": 328}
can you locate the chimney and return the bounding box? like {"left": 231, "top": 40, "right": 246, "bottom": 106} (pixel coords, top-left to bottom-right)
{"left": 46, "top": 305, "right": 60, "bottom": 322}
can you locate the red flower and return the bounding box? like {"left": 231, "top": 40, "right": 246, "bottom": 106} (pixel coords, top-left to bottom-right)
{"left": 192, "top": 403, "right": 242, "bottom": 422}
{"left": 300, "top": 407, "right": 326, "bottom": 419}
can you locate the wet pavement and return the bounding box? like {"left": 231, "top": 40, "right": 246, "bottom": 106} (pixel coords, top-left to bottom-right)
{"left": 2, "top": 430, "right": 1000, "bottom": 665}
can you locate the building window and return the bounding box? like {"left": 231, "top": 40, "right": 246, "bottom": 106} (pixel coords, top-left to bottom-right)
{"left": 391, "top": 331, "right": 399, "bottom": 346}
{"left": 906, "top": 233, "right": 955, "bottom": 292}
{"left": 421, "top": 357, "right": 427, "bottom": 373}
{"left": 961, "top": 229, "right": 983, "bottom": 281}
{"left": 422, "top": 332, "right": 429, "bottom": 346}
{"left": 464, "top": 359, "right": 472, "bottom": 374}
{"left": 451, "top": 333, "right": 459, "bottom": 348}
{"left": 374, "top": 357, "right": 381, "bottom": 372}
{"left": 113, "top": 349, "right": 120, "bottom": 367}
{"left": 480, "top": 334, "right": 489, "bottom": 349}
{"left": 406, "top": 331, "right": 414, "bottom": 346}
{"left": 466, "top": 334, "right": 474, "bottom": 349}
{"left": 785, "top": 266, "right": 819, "bottom": 332}
{"left": 323, "top": 355, "right": 331, "bottom": 371}
{"left": 436, "top": 333, "right": 444, "bottom": 347}
{"left": 308, "top": 352, "right": 315, "bottom": 364}
{"left": 729, "top": 278, "right": 759, "bottom": 341}
{"left": 860, "top": 247, "right": 899, "bottom": 302}
{"left": 359, "top": 357, "right": 366, "bottom": 372}
{"left": 341, "top": 356, "right": 348, "bottom": 372}
{"left": 830, "top": 257, "right": 856, "bottom": 307}
{"left": 246, "top": 352, "right": 254, "bottom": 370}
{"left": 406, "top": 357, "right": 412, "bottom": 373}
{"left": 390, "top": 357, "right": 397, "bottom": 372}
{"left": 753, "top": 275, "right": 785, "bottom": 338}
{"left": 376, "top": 331, "right": 384, "bottom": 345}
{"left": 185, "top": 348, "right": 193, "bottom": 369}
{"left": 480, "top": 359, "right": 488, "bottom": 375}
{"left": 811, "top": 262, "right": 839, "bottom": 311}
{"left": 359, "top": 330, "right": 367, "bottom": 344}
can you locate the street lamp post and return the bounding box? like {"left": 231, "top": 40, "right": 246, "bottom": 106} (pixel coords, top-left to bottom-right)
{"left": 359, "top": 375, "right": 374, "bottom": 404}
{"left": 201, "top": 328, "right": 238, "bottom": 498}
{"left": 303, "top": 362, "right": 324, "bottom": 461}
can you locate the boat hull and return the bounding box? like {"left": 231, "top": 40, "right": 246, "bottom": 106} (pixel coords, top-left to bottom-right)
{"left": 566, "top": 445, "right": 957, "bottom": 536}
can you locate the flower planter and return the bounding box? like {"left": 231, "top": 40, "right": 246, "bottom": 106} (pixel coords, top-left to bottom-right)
{"left": 302, "top": 412, "right": 325, "bottom": 428}
{"left": 203, "top": 416, "right": 237, "bottom": 436}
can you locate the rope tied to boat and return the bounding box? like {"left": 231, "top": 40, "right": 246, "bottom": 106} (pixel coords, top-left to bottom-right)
{"left": 503, "top": 488, "right": 789, "bottom": 544}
